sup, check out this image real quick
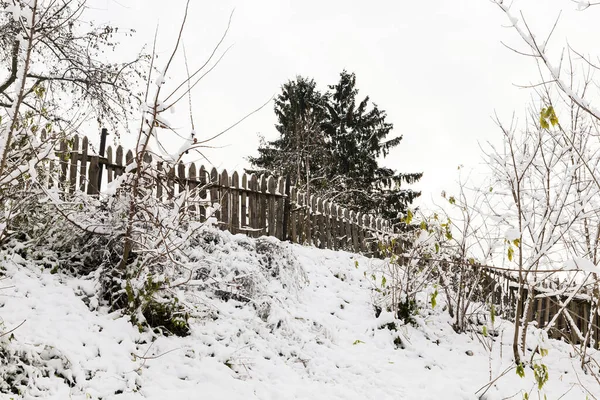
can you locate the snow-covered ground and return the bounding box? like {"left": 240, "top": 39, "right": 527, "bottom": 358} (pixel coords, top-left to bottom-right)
{"left": 0, "top": 229, "right": 598, "bottom": 399}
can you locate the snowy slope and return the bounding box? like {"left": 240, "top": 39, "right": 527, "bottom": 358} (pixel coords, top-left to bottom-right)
{"left": 0, "top": 229, "right": 598, "bottom": 400}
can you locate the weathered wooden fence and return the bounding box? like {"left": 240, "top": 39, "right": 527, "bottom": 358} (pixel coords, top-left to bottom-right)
{"left": 46, "top": 130, "right": 599, "bottom": 348}
{"left": 48, "top": 132, "right": 394, "bottom": 254}
{"left": 481, "top": 267, "right": 599, "bottom": 347}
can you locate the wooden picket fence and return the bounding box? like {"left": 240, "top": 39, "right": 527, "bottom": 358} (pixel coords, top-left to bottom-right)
{"left": 46, "top": 130, "right": 599, "bottom": 348}
{"left": 48, "top": 133, "right": 394, "bottom": 254}
{"left": 480, "top": 266, "right": 599, "bottom": 347}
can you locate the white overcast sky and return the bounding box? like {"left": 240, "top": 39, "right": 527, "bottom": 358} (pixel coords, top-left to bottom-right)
{"left": 89, "top": 0, "right": 600, "bottom": 208}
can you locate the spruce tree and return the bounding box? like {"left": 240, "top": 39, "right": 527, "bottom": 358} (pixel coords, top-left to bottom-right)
{"left": 322, "top": 71, "right": 422, "bottom": 220}
{"left": 249, "top": 71, "right": 421, "bottom": 224}
{"left": 248, "top": 76, "right": 329, "bottom": 191}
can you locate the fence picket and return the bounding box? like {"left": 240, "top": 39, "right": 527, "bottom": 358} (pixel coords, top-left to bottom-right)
{"left": 337, "top": 206, "right": 344, "bottom": 250}
{"left": 220, "top": 169, "right": 230, "bottom": 230}
{"left": 258, "top": 175, "right": 267, "bottom": 234}
{"left": 332, "top": 203, "right": 339, "bottom": 248}
{"left": 297, "top": 191, "right": 306, "bottom": 244}
{"left": 241, "top": 173, "right": 248, "bottom": 230}
{"left": 249, "top": 174, "right": 258, "bottom": 236}
{"left": 126, "top": 150, "right": 133, "bottom": 166}
{"left": 199, "top": 165, "right": 207, "bottom": 220}
{"left": 188, "top": 163, "right": 197, "bottom": 214}
{"left": 178, "top": 162, "right": 186, "bottom": 195}
{"left": 290, "top": 187, "right": 298, "bottom": 243}
{"left": 68, "top": 135, "right": 79, "bottom": 193}
{"left": 344, "top": 208, "right": 352, "bottom": 251}
{"left": 156, "top": 162, "right": 164, "bottom": 201}
{"left": 277, "top": 177, "right": 285, "bottom": 240}
{"left": 317, "top": 198, "right": 326, "bottom": 248}
{"left": 359, "top": 214, "right": 368, "bottom": 253}
{"left": 267, "top": 176, "right": 276, "bottom": 236}
{"left": 79, "top": 136, "right": 89, "bottom": 192}
{"left": 106, "top": 146, "right": 113, "bottom": 184}
{"left": 311, "top": 196, "right": 319, "bottom": 246}
{"left": 58, "top": 139, "right": 68, "bottom": 195}
{"left": 232, "top": 172, "right": 240, "bottom": 233}
{"left": 210, "top": 168, "right": 219, "bottom": 219}
{"left": 87, "top": 156, "right": 100, "bottom": 195}
{"left": 115, "top": 145, "right": 123, "bottom": 177}
{"left": 167, "top": 166, "right": 175, "bottom": 201}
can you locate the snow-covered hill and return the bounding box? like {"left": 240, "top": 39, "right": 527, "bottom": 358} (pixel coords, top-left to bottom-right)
{"left": 0, "top": 229, "right": 598, "bottom": 399}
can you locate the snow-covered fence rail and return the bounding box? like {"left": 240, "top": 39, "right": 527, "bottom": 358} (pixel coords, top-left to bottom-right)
{"left": 45, "top": 131, "right": 394, "bottom": 254}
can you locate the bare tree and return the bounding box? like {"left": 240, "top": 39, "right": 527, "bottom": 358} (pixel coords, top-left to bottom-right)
{"left": 490, "top": 0, "right": 600, "bottom": 371}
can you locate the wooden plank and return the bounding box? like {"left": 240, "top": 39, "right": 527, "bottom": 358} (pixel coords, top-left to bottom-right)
{"left": 188, "top": 163, "right": 197, "bottom": 214}
{"left": 277, "top": 176, "right": 285, "bottom": 240}
{"left": 334, "top": 206, "right": 342, "bottom": 249}
{"left": 199, "top": 165, "right": 207, "bottom": 221}
{"left": 167, "top": 165, "right": 175, "bottom": 201}
{"left": 126, "top": 149, "right": 134, "bottom": 166}
{"left": 369, "top": 216, "right": 377, "bottom": 254}
{"left": 231, "top": 171, "right": 240, "bottom": 233}
{"left": 350, "top": 211, "right": 360, "bottom": 253}
{"left": 344, "top": 208, "right": 352, "bottom": 251}
{"left": 310, "top": 195, "right": 318, "bottom": 246}
{"left": 58, "top": 139, "right": 68, "bottom": 194}
{"left": 325, "top": 201, "right": 334, "bottom": 249}
{"left": 306, "top": 194, "right": 313, "bottom": 245}
{"left": 79, "top": 136, "right": 89, "bottom": 192}
{"left": 290, "top": 187, "right": 298, "bottom": 243}
{"left": 106, "top": 146, "right": 113, "bottom": 184}
{"left": 568, "top": 302, "right": 578, "bottom": 344}
{"left": 299, "top": 191, "right": 306, "bottom": 244}
{"left": 114, "top": 145, "right": 123, "bottom": 177}
{"left": 156, "top": 161, "right": 164, "bottom": 201}
{"left": 68, "top": 135, "right": 79, "bottom": 194}
{"left": 220, "top": 169, "right": 230, "bottom": 229}
{"left": 338, "top": 206, "right": 345, "bottom": 250}
{"left": 582, "top": 302, "right": 589, "bottom": 339}
{"left": 317, "top": 198, "right": 326, "bottom": 248}
{"left": 178, "top": 162, "right": 186, "bottom": 195}
{"left": 267, "top": 176, "right": 276, "bottom": 236}
{"left": 536, "top": 296, "right": 543, "bottom": 328}
{"left": 359, "top": 214, "right": 367, "bottom": 253}
{"left": 259, "top": 175, "right": 268, "bottom": 235}
{"left": 87, "top": 155, "right": 100, "bottom": 195}
{"left": 332, "top": 205, "right": 339, "bottom": 250}
{"left": 210, "top": 168, "right": 219, "bottom": 219}
{"left": 241, "top": 173, "right": 248, "bottom": 230}
{"left": 543, "top": 294, "right": 551, "bottom": 329}
{"left": 249, "top": 174, "right": 258, "bottom": 236}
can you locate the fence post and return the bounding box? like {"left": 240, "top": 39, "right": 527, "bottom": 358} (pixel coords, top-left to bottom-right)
{"left": 97, "top": 128, "right": 108, "bottom": 192}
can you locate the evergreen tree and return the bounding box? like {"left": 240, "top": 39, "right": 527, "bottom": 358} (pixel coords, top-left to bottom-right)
{"left": 248, "top": 76, "right": 329, "bottom": 192}
{"left": 322, "top": 71, "right": 422, "bottom": 220}
{"left": 249, "top": 71, "right": 421, "bottom": 223}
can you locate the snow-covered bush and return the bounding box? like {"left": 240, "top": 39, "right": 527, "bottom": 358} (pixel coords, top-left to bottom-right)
{"left": 0, "top": 342, "right": 74, "bottom": 397}
{"left": 373, "top": 201, "right": 496, "bottom": 334}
